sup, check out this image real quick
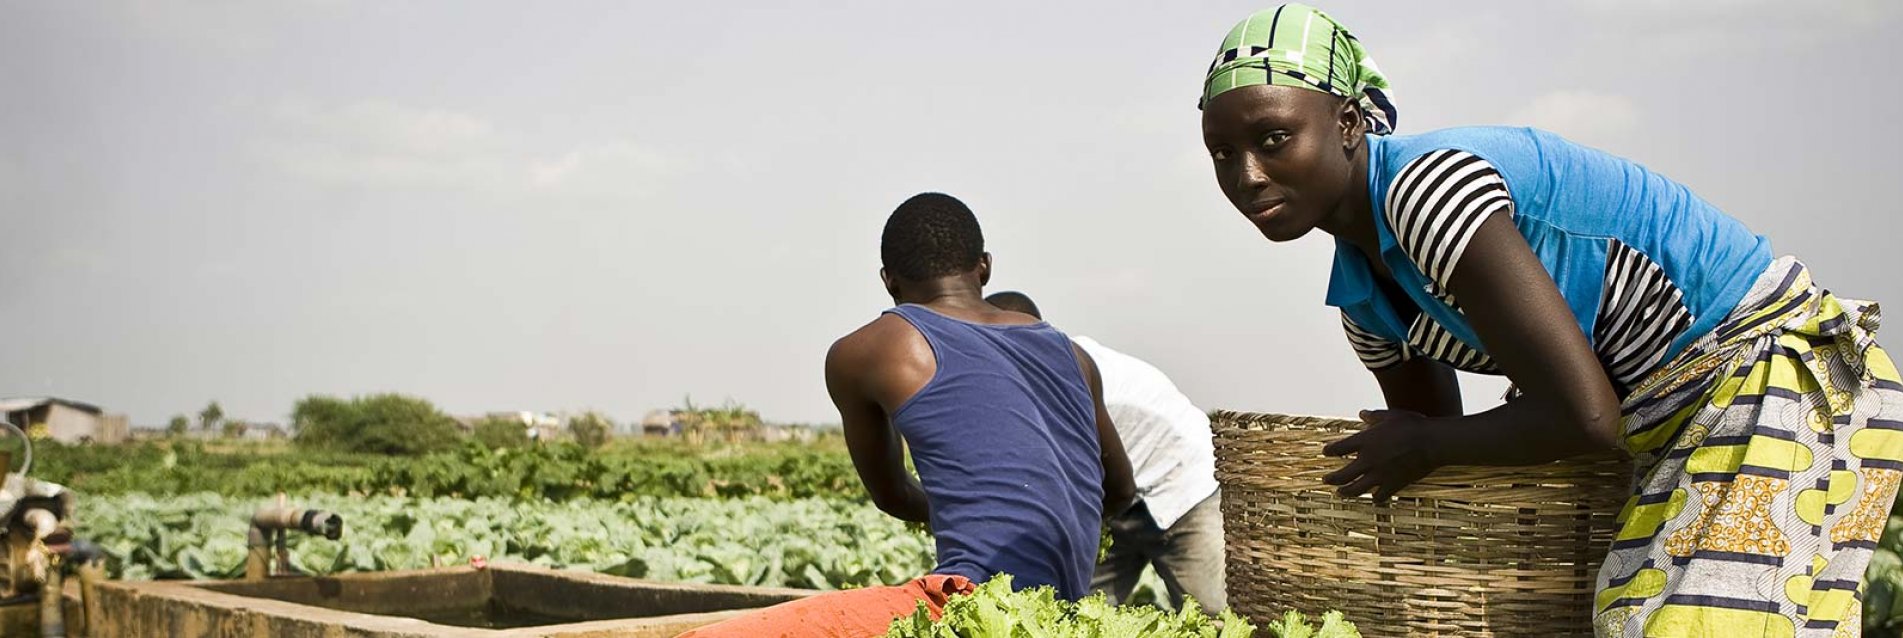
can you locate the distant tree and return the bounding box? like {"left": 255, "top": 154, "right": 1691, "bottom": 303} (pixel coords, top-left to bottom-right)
{"left": 569, "top": 412, "right": 611, "bottom": 450}
{"left": 166, "top": 415, "right": 190, "bottom": 437}
{"left": 291, "top": 395, "right": 354, "bottom": 448}
{"left": 198, "top": 401, "right": 224, "bottom": 432}
{"left": 473, "top": 415, "right": 529, "bottom": 449}
{"left": 291, "top": 393, "right": 459, "bottom": 455}
{"left": 222, "top": 420, "right": 249, "bottom": 439}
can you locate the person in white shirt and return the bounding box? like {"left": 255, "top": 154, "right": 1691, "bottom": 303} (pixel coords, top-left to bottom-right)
{"left": 985, "top": 291, "right": 1226, "bottom": 614}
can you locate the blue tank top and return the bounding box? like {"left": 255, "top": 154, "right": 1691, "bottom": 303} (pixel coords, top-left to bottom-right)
{"left": 885, "top": 304, "right": 1103, "bottom": 600}
{"left": 1331, "top": 127, "right": 1773, "bottom": 369}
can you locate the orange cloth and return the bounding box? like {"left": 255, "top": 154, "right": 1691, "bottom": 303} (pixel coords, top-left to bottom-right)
{"left": 674, "top": 574, "right": 975, "bottom": 638}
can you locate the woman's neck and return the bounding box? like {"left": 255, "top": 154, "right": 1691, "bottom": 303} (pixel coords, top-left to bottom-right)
{"left": 1321, "top": 145, "right": 1381, "bottom": 262}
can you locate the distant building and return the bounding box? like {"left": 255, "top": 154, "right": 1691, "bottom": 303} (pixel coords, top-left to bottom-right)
{"left": 470, "top": 411, "right": 563, "bottom": 442}
{"left": 521, "top": 412, "right": 562, "bottom": 441}
{"left": 0, "top": 397, "right": 129, "bottom": 444}
{"left": 761, "top": 423, "right": 818, "bottom": 444}
{"left": 240, "top": 422, "right": 288, "bottom": 440}
{"left": 640, "top": 410, "right": 682, "bottom": 437}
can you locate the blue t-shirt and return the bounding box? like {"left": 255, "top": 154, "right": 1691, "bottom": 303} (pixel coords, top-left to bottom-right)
{"left": 1330, "top": 127, "right": 1772, "bottom": 390}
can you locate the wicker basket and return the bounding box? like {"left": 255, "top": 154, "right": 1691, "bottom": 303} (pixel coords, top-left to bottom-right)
{"left": 1212, "top": 411, "right": 1632, "bottom": 637}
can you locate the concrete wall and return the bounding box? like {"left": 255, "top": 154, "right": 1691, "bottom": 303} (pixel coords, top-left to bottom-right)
{"left": 490, "top": 565, "right": 811, "bottom": 621}
{"left": 0, "top": 581, "right": 84, "bottom": 637}
{"left": 91, "top": 564, "right": 814, "bottom": 638}
{"left": 98, "top": 413, "right": 129, "bottom": 444}
{"left": 43, "top": 403, "right": 102, "bottom": 444}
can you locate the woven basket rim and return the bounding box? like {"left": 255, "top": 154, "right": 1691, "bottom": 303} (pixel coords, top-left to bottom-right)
{"left": 1211, "top": 410, "right": 1630, "bottom": 501}
{"left": 1211, "top": 410, "right": 1630, "bottom": 461}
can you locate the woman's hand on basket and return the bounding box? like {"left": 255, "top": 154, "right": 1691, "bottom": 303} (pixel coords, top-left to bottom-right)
{"left": 1321, "top": 409, "right": 1443, "bottom": 503}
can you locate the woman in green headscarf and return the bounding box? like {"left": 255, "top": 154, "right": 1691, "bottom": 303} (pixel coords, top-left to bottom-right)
{"left": 1198, "top": 4, "right": 1903, "bottom": 636}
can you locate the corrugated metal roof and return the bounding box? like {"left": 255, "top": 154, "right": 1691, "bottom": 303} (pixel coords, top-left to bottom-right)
{"left": 0, "top": 397, "right": 104, "bottom": 415}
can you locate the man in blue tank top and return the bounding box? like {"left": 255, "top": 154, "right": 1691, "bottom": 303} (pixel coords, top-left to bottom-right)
{"left": 676, "top": 193, "right": 1135, "bottom": 638}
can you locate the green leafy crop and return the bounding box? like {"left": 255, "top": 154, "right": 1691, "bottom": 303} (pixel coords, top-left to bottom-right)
{"left": 77, "top": 493, "right": 935, "bottom": 589}
{"left": 36, "top": 439, "right": 863, "bottom": 502}
{"left": 1259, "top": 610, "right": 1360, "bottom": 638}
{"left": 1864, "top": 515, "right": 1903, "bottom": 636}
{"left": 885, "top": 574, "right": 1357, "bottom": 638}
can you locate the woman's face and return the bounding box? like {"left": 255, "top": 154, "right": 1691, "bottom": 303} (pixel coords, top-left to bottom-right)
{"left": 1201, "top": 84, "right": 1361, "bottom": 242}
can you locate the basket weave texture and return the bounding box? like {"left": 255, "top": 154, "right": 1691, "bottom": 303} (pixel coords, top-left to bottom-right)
{"left": 1212, "top": 411, "right": 1632, "bottom": 637}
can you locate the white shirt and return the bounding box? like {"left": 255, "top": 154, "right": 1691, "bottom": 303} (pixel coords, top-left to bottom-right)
{"left": 1073, "top": 336, "right": 1218, "bottom": 529}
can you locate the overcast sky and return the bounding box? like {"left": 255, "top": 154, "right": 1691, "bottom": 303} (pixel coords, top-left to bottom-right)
{"left": 2, "top": 1, "right": 1899, "bottom": 427}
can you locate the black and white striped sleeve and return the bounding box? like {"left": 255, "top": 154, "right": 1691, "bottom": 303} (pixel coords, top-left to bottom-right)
{"left": 1383, "top": 150, "right": 1515, "bottom": 292}
{"left": 1341, "top": 312, "right": 1408, "bottom": 371}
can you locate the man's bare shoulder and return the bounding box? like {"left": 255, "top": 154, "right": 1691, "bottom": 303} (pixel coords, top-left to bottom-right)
{"left": 826, "top": 314, "right": 933, "bottom": 401}
{"left": 832, "top": 313, "right": 906, "bottom": 355}
{"left": 828, "top": 314, "right": 929, "bottom": 372}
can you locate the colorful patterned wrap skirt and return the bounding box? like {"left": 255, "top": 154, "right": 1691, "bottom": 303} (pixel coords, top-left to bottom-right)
{"left": 1595, "top": 257, "right": 1903, "bottom": 637}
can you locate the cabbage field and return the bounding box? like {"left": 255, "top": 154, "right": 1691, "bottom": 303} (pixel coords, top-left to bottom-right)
{"left": 41, "top": 438, "right": 1175, "bottom": 603}
{"left": 79, "top": 493, "right": 934, "bottom": 589}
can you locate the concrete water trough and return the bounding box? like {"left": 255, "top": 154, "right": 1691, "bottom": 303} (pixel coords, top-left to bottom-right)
{"left": 89, "top": 563, "right": 811, "bottom": 637}
{"left": 0, "top": 584, "right": 85, "bottom": 637}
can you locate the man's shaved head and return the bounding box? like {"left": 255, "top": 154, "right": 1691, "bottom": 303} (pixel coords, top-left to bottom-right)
{"left": 881, "top": 193, "right": 984, "bottom": 282}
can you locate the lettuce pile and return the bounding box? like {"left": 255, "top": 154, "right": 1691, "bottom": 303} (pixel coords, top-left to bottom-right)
{"left": 886, "top": 573, "right": 1359, "bottom": 638}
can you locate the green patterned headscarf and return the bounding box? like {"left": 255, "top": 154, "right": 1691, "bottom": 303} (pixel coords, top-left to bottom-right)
{"left": 1200, "top": 3, "right": 1398, "bottom": 135}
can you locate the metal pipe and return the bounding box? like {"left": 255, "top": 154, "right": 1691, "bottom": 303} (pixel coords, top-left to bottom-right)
{"left": 75, "top": 562, "right": 103, "bottom": 638}
{"left": 274, "top": 525, "right": 292, "bottom": 576}
{"left": 250, "top": 507, "right": 343, "bottom": 540}
{"left": 60, "top": 540, "right": 101, "bottom": 570}
{"left": 244, "top": 525, "right": 272, "bottom": 581}
{"left": 37, "top": 565, "right": 62, "bottom": 638}
{"left": 60, "top": 540, "right": 102, "bottom": 638}
{"left": 246, "top": 507, "right": 343, "bottom": 580}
